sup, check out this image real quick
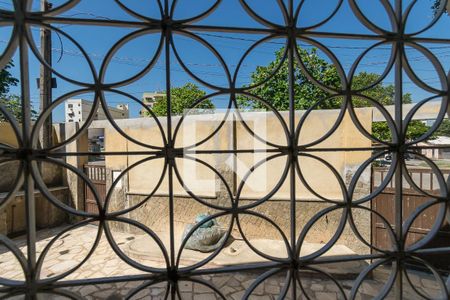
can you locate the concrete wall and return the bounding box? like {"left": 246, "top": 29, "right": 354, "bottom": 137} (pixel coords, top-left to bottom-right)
{"left": 0, "top": 187, "right": 70, "bottom": 235}
{"left": 64, "top": 122, "right": 89, "bottom": 213}
{"left": 96, "top": 108, "right": 373, "bottom": 254}
{"left": 372, "top": 101, "right": 446, "bottom": 122}
{"left": 0, "top": 107, "right": 374, "bottom": 253}
{"left": 98, "top": 108, "right": 372, "bottom": 198}
{"left": 0, "top": 123, "right": 72, "bottom": 236}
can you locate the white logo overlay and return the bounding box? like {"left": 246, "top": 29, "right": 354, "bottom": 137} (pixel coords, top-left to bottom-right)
{"left": 181, "top": 108, "right": 269, "bottom": 196}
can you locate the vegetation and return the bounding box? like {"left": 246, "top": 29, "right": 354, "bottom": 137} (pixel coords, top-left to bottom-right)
{"left": 434, "top": 119, "right": 450, "bottom": 137}
{"left": 372, "top": 120, "right": 434, "bottom": 141}
{"left": 0, "top": 94, "right": 28, "bottom": 123}
{"left": 432, "top": 0, "right": 448, "bottom": 15}
{"left": 0, "top": 62, "right": 38, "bottom": 122}
{"left": 238, "top": 48, "right": 412, "bottom": 110}
{"left": 150, "top": 83, "right": 214, "bottom": 116}
{"left": 239, "top": 47, "right": 431, "bottom": 141}
{"left": 0, "top": 62, "right": 18, "bottom": 96}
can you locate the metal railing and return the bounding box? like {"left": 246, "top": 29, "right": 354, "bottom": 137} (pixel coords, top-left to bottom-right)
{"left": 0, "top": 0, "right": 449, "bottom": 299}
{"left": 373, "top": 166, "right": 450, "bottom": 194}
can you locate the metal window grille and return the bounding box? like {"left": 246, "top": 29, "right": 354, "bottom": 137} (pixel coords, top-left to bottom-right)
{"left": 0, "top": 0, "right": 449, "bottom": 299}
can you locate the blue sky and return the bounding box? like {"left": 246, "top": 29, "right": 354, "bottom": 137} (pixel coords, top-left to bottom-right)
{"left": 1, "top": 0, "right": 450, "bottom": 122}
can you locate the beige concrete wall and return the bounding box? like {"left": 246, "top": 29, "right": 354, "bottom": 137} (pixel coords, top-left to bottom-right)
{"left": 0, "top": 123, "right": 72, "bottom": 235}
{"left": 0, "top": 123, "right": 65, "bottom": 191}
{"left": 235, "top": 109, "right": 372, "bottom": 200}
{"left": 372, "top": 101, "right": 446, "bottom": 122}
{"left": 101, "top": 117, "right": 223, "bottom": 198}
{"left": 100, "top": 108, "right": 372, "bottom": 201}
{"left": 0, "top": 122, "right": 19, "bottom": 147}
{"left": 98, "top": 109, "right": 373, "bottom": 254}
{"left": 64, "top": 122, "right": 89, "bottom": 212}
{"left": 1, "top": 188, "right": 70, "bottom": 235}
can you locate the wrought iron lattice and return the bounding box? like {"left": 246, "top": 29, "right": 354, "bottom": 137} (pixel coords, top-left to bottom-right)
{"left": 0, "top": 0, "right": 449, "bottom": 299}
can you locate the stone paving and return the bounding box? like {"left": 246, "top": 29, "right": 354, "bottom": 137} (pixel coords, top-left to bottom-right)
{"left": 0, "top": 225, "right": 447, "bottom": 299}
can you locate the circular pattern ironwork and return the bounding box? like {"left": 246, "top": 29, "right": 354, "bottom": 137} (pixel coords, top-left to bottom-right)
{"left": 0, "top": 0, "right": 449, "bottom": 299}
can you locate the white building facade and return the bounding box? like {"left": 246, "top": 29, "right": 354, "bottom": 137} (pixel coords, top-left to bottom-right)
{"left": 420, "top": 136, "right": 450, "bottom": 160}
{"left": 65, "top": 99, "right": 129, "bottom": 123}
{"left": 139, "top": 92, "right": 165, "bottom": 116}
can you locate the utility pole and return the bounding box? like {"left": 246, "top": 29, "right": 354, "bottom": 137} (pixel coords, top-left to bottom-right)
{"left": 39, "top": 0, "right": 53, "bottom": 148}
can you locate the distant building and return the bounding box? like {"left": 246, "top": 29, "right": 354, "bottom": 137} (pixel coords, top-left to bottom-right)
{"left": 65, "top": 99, "right": 129, "bottom": 123}
{"left": 88, "top": 128, "right": 105, "bottom": 161}
{"left": 139, "top": 92, "right": 165, "bottom": 116}
{"left": 420, "top": 136, "right": 450, "bottom": 160}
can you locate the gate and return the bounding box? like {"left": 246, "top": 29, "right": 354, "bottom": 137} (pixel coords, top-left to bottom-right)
{"left": 372, "top": 167, "right": 450, "bottom": 271}
{"left": 84, "top": 163, "right": 106, "bottom": 214}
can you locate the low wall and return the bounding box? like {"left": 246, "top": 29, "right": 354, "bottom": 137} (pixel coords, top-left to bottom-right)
{"left": 121, "top": 194, "right": 370, "bottom": 255}
{"left": 106, "top": 167, "right": 371, "bottom": 254}
{"left": 0, "top": 122, "right": 73, "bottom": 236}
{"left": 98, "top": 108, "right": 373, "bottom": 200}
{"left": 0, "top": 187, "right": 71, "bottom": 236}
{"left": 100, "top": 109, "right": 373, "bottom": 255}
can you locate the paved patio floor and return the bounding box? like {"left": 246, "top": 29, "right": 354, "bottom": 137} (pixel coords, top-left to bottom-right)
{"left": 0, "top": 225, "right": 447, "bottom": 299}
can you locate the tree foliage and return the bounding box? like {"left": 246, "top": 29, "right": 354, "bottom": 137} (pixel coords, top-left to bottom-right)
{"left": 432, "top": 0, "right": 448, "bottom": 15}
{"left": 0, "top": 62, "right": 18, "bottom": 97}
{"left": 239, "top": 48, "right": 411, "bottom": 110}
{"left": 372, "top": 120, "right": 434, "bottom": 141}
{"left": 434, "top": 119, "right": 450, "bottom": 137}
{"left": 0, "top": 95, "right": 26, "bottom": 122}
{"left": 0, "top": 61, "right": 37, "bottom": 122}
{"left": 151, "top": 83, "right": 214, "bottom": 116}
{"left": 351, "top": 72, "right": 412, "bottom": 106}
{"left": 240, "top": 47, "right": 429, "bottom": 141}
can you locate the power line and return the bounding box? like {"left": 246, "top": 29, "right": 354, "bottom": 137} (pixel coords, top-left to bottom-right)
{"left": 46, "top": 43, "right": 450, "bottom": 78}
{"left": 196, "top": 32, "right": 450, "bottom": 50}
{"left": 26, "top": 5, "right": 450, "bottom": 51}
{"left": 60, "top": 10, "right": 111, "bottom": 20}
{"left": 4, "top": 3, "right": 449, "bottom": 52}
{"left": 1, "top": 31, "right": 446, "bottom": 104}
{"left": 2, "top": 7, "right": 447, "bottom": 69}
{"left": 3, "top": 35, "right": 445, "bottom": 75}
{"left": 2, "top": 37, "right": 445, "bottom": 88}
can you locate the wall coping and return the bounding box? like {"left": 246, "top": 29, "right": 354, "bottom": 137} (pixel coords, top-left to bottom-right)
{"left": 0, "top": 186, "right": 69, "bottom": 200}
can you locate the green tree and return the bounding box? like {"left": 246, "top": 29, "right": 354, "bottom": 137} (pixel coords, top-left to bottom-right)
{"left": 239, "top": 48, "right": 340, "bottom": 110}
{"left": 432, "top": 0, "right": 448, "bottom": 15}
{"left": 0, "top": 62, "right": 37, "bottom": 122}
{"left": 240, "top": 48, "right": 411, "bottom": 110}
{"left": 351, "top": 72, "right": 412, "bottom": 106}
{"left": 241, "top": 47, "right": 427, "bottom": 141}
{"left": 0, "top": 95, "right": 26, "bottom": 122}
{"left": 150, "top": 83, "right": 214, "bottom": 116}
{"left": 0, "top": 62, "right": 18, "bottom": 97}
{"left": 373, "top": 120, "right": 434, "bottom": 141}
{"left": 434, "top": 119, "right": 450, "bottom": 137}
{"left": 0, "top": 61, "right": 37, "bottom": 122}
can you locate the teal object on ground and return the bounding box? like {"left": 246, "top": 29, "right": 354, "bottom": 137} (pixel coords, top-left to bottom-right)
{"left": 196, "top": 213, "right": 214, "bottom": 228}
{"left": 181, "top": 213, "right": 228, "bottom": 253}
